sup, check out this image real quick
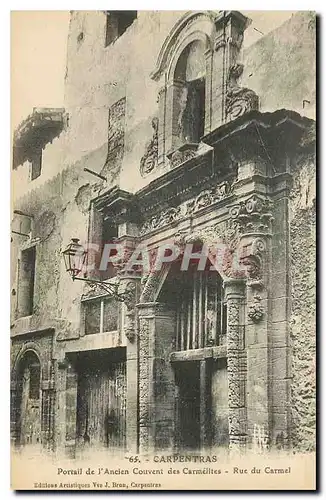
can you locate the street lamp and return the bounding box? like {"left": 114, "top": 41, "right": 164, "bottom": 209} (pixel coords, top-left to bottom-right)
{"left": 62, "top": 238, "right": 87, "bottom": 279}
{"left": 62, "top": 238, "right": 127, "bottom": 302}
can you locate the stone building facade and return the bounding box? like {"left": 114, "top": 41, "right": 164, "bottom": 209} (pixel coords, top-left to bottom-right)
{"left": 11, "top": 11, "right": 316, "bottom": 457}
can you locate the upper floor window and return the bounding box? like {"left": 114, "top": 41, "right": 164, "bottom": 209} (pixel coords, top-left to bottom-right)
{"left": 88, "top": 203, "right": 118, "bottom": 281}
{"left": 154, "top": 34, "right": 209, "bottom": 170}
{"left": 105, "top": 11, "right": 137, "bottom": 47}
{"left": 17, "top": 246, "right": 36, "bottom": 318}
{"left": 173, "top": 40, "right": 206, "bottom": 145}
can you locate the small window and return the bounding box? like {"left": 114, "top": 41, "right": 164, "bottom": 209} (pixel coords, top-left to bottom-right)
{"left": 87, "top": 203, "right": 118, "bottom": 281}
{"left": 100, "top": 220, "right": 118, "bottom": 280}
{"left": 105, "top": 11, "right": 137, "bottom": 46}
{"left": 17, "top": 246, "right": 36, "bottom": 318}
{"left": 84, "top": 296, "right": 118, "bottom": 335}
{"left": 30, "top": 149, "right": 42, "bottom": 181}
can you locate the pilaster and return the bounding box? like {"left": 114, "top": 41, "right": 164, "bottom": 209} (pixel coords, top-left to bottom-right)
{"left": 223, "top": 278, "right": 247, "bottom": 451}
{"left": 229, "top": 193, "right": 273, "bottom": 452}
{"left": 137, "top": 302, "right": 175, "bottom": 454}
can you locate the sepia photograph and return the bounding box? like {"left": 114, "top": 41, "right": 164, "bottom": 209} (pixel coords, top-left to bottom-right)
{"left": 10, "top": 8, "right": 316, "bottom": 491}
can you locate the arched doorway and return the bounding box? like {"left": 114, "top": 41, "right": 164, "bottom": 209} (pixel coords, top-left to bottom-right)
{"left": 158, "top": 261, "right": 229, "bottom": 451}
{"left": 14, "top": 351, "right": 42, "bottom": 448}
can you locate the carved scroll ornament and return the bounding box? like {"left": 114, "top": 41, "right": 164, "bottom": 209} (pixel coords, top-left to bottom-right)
{"left": 226, "top": 63, "right": 259, "bottom": 121}
{"left": 140, "top": 117, "right": 158, "bottom": 177}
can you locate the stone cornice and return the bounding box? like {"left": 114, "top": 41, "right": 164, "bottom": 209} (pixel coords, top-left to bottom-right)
{"left": 92, "top": 185, "right": 139, "bottom": 224}
{"left": 202, "top": 108, "right": 314, "bottom": 152}
{"left": 89, "top": 111, "right": 314, "bottom": 229}
{"left": 10, "top": 327, "right": 55, "bottom": 340}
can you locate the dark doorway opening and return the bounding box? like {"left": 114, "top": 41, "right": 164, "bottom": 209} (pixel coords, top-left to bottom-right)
{"left": 175, "top": 361, "right": 201, "bottom": 450}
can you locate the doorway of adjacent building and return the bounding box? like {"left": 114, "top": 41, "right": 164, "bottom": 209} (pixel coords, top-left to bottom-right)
{"left": 75, "top": 348, "right": 126, "bottom": 452}
{"left": 14, "top": 351, "right": 42, "bottom": 449}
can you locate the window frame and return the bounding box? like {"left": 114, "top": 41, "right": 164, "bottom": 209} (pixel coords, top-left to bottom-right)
{"left": 81, "top": 293, "right": 120, "bottom": 336}
{"left": 16, "top": 244, "right": 36, "bottom": 319}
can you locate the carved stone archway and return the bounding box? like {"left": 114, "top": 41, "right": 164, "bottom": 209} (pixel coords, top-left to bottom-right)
{"left": 136, "top": 194, "right": 272, "bottom": 453}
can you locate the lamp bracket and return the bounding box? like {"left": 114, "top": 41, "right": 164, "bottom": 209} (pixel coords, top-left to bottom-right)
{"left": 72, "top": 276, "right": 127, "bottom": 302}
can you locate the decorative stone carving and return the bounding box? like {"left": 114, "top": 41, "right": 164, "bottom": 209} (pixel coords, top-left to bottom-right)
{"left": 139, "top": 264, "right": 169, "bottom": 304}
{"left": 240, "top": 237, "right": 268, "bottom": 288}
{"left": 113, "top": 243, "right": 142, "bottom": 278}
{"left": 140, "top": 118, "right": 158, "bottom": 177}
{"left": 229, "top": 194, "right": 274, "bottom": 235}
{"left": 248, "top": 294, "right": 264, "bottom": 323}
{"left": 140, "top": 181, "right": 233, "bottom": 236}
{"left": 226, "top": 63, "right": 259, "bottom": 121}
{"left": 120, "top": 280, "right": 138, "bottom": 343}
{"left": 138, "top": 317, "right": 150, "bottom": 452}
{"left": 140, "top": 207, "right": 181, "bottom": 236}
{"left": 107, "top": 97, "right": 126, "bottom": 153}
{"left": 224, "top": 280, "right": 247, "bottom": 450}
{"left": 168, "top": 143, "right": 198, "bottom": 168}
{"left": 186, "top": 181, "right": 233, "bottom": 214}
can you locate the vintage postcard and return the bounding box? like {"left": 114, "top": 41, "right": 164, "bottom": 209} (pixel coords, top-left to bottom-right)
{"left": 10, "top": 10, "right": 316, "bottom": 491}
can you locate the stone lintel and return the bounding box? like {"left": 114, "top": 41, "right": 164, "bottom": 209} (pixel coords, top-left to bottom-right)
{"left": 170, "top": 345, "right": 227, "bottom": 362}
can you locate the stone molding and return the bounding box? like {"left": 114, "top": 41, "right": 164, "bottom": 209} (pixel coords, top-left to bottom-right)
{"left": 139, "top": 180, "right": 233, "bottom": 236}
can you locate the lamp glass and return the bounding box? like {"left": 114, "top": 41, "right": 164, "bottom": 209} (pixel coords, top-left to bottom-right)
{"left": 62, "top": 238, "right": 87, "bottom": 278}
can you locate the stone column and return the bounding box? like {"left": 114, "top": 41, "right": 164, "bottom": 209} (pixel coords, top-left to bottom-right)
{"left": 204, "top": 48, "right": 213, "bottom": 135}
{"left": 118, "top": 274, "right": 141, "bottom": 453}
{"left": 157, "top": 85, "right": 167, "bottom": 166}
{"left": 137, "top": 302, "right": 175, "bottom": 454}
{"left": 224, "top": 278, "right": 247, "bottom": 451}
{"left": 115, "top": 231, "right": 141, "bottom": 453}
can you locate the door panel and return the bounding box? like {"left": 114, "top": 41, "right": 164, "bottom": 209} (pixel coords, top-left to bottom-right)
{"left": 76, "top": 353, "right": 126, "bottom": 451}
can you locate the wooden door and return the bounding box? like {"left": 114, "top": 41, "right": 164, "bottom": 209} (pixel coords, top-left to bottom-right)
{"left": 76, "top": 352, "right": 126, "bottom": 451}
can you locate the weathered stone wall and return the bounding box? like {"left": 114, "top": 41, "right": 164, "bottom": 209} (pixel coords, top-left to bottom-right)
{"left": 242, "top": 11, "right": 315, "bottom": 120}
{"left": 289, "top": 142, "right": 316, "bottom": 451}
